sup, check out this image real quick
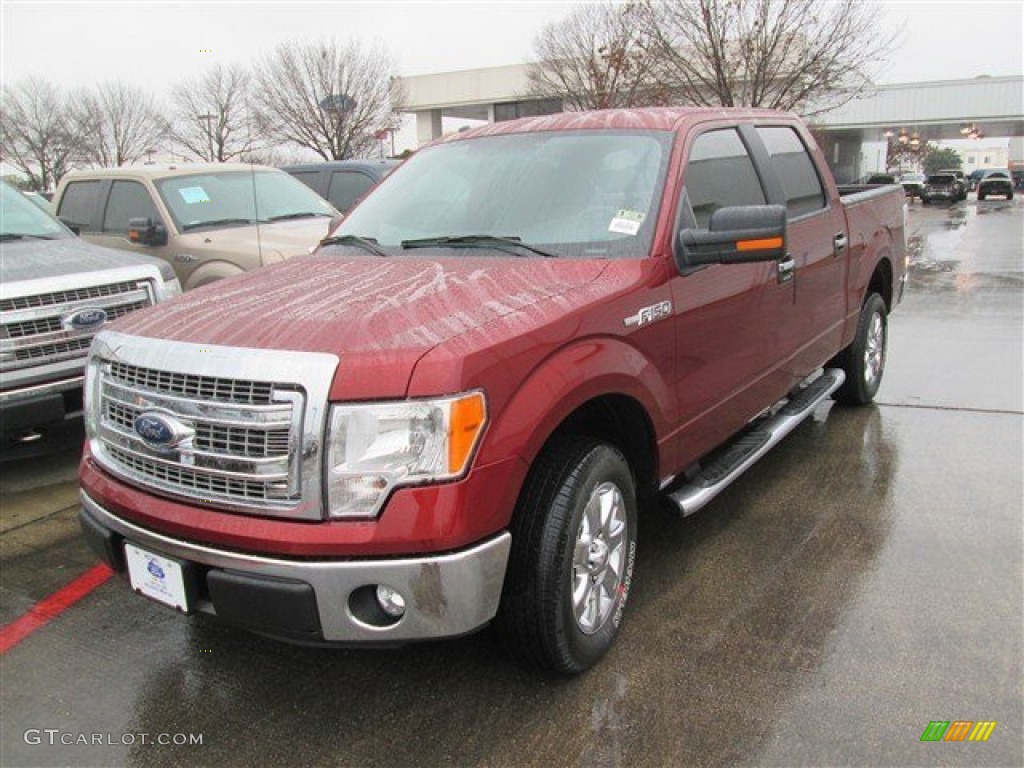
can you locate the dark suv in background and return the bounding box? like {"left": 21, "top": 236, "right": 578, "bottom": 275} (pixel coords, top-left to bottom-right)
{"left": 976, "top": 169, "right": 1015, "bottom": 201}
{"left": 283, "top": 159, "right": 400, "bottom": 214}
{"left": 922, "top": 173, "right": 967, "bottom": 203}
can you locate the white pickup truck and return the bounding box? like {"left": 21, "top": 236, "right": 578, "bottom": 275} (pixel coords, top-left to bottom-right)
{"left": 1, "top": 180, "right": 181, "bottom": 459}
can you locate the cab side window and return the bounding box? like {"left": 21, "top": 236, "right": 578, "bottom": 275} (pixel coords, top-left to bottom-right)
{"left": 756, "top": 126, "right": 826, "bottom": 218}
{"left": 683, "top": 129, "right": 766, "bottom": 229}
{"left": 102, "top": 181, "right": 159, "bottom": 233}
{"left": 288, "top": 170, "right": 321, "bottom": 192}
{"left": 327, "top": 171, "right": 374, "bottom": 213}
{"left": 57, "top": 180, "right": 103, "bottom": 232}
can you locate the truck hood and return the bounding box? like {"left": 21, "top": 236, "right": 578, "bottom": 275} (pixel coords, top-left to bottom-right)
{"left": 0, "top": 235, "right": 175, "bottom": 285}
{"left": 175, "top": 217, "right": 333, "bottom": 260}
{"left": 115, "top": 254, "right": 609, "bottom": 397}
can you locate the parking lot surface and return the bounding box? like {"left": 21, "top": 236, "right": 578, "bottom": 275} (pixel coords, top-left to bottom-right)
{"left": 1, "top": 197, "right": 1021, "bottom": 767}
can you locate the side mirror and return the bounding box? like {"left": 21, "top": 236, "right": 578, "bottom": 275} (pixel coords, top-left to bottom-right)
{"left": 129, "top": 217, "right": 168, "bottom": 247}
{"left": 677, "top": 205, "right": 787, "bottom": 269}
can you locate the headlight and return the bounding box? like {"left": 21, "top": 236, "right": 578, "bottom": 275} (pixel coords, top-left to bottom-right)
{"left": 325, "top": 391, "right": 487, "bottom": 518}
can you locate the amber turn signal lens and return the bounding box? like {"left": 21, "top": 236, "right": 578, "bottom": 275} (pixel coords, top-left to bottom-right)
{"left": 736, "top": 236, "right": 783, "bottom": 252}
{"left": 448, "top": 392, "right": 486, "bottom": 474}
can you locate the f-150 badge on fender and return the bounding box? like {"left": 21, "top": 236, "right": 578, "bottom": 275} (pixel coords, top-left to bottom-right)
{"left": 624, "top": 300, "right": 672, "bottom": 328}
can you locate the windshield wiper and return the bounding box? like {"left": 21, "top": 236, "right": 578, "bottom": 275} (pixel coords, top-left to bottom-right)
{"left": 400, "top": 235, "right": 557, "bottom": 258}
{"left": 319, "top": 234, "right": 390, "bottom": 257}
{"left": 0, "top": 233, "right": 61, "bottom": 241}
{"left": 181, "top": 218, "right": 256, "bottom": 231}
{"left": 267, "top": 212, "right": 332, "bottom": 222}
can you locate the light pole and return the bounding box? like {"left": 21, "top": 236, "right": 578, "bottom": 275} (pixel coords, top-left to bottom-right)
{"left": 197, "top": 113, "right": 216, "bottom": 162}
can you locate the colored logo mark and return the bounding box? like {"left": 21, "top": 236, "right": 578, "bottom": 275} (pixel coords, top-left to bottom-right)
{"left": 920, "top": 721, "right": 996, "bottom": 742}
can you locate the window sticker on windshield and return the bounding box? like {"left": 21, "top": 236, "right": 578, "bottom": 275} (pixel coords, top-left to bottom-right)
{"left": 609, "top": 209, "right": 646, "bottom": 236}
{"left": 179, "top": 186, "right": 211, "bottom": 204}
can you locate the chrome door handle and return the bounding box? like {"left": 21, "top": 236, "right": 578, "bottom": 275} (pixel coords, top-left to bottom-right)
{"left": 778, "top": 255, "right": 795, "bottom": 284}
{"left": 834, "top": 233, "right": 848, "bottom": 256}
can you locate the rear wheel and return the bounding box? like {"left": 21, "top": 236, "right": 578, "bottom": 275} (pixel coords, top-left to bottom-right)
{"left": 495, "top": 437, "right": 637, "bottom": 674}
{"left": 830, "top": 292, "right": 888, "bottom": 406}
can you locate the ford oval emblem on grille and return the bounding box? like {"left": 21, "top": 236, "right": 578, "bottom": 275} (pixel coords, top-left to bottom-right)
{"left": 63, "top": 307, "right": 108, "bottom": 332}
{"left": 133, "top": 412, "right": 194, "bottom": 451}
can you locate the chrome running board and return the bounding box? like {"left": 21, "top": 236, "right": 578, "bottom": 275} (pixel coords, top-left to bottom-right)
{"left": 667, "top": 368, "right": 845, "bottom": 517}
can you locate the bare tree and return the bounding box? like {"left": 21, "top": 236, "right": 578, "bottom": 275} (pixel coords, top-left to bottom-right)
{"left": 0, "top": 77, "right": 83, "bottom": 191}
{"left": 168, "top": 64, "right": 258, "bottom": 162}
{"left": 74, "top": 81, "right": 167, "bottom": 166}
{"left": 527, "top": 4, "right": 662, "bottom": 110}
{"left": 638, "top": 0, "right": 899, "bottom": 115}
{"left": 251, "top": 38, "right": 403, "bottom": 160}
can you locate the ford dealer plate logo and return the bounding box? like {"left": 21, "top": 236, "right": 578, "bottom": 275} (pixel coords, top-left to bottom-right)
{"left": 62, "top": 307, "right": 108, "bottom": 332}
{"left": 133, "top": 412, "right": 194, "bottom": 451}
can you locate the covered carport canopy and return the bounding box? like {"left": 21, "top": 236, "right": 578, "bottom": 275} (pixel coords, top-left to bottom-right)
{"left": 398, "top": 67, "right": 1023, "bottom": 150}
{"left": 812, "top": 75, "right": 1024, "bottom": 143}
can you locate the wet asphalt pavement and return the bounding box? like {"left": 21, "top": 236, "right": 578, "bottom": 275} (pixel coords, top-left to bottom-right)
{"left": 1, "top": 197, "right": 1021, "bottom": 767}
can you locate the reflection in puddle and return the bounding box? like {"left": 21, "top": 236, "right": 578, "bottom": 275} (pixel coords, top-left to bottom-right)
{"left": 945, "top": 205, "right": 968, "bottom": 230}
{"left": 976, "top": 200, "right": 1015, "bottom": 215}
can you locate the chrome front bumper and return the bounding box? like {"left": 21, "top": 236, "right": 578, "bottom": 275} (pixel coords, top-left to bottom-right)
{"left": 81, "top": 491, "right": 511, "bottom": 643}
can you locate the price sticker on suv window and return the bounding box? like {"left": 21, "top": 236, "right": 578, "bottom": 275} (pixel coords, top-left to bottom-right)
{"left": 179, "top": 186, "right": 211, "bottom": 204}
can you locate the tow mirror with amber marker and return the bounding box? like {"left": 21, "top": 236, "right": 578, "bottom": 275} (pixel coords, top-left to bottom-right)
{"left": 128, "top": 217, "right": 168, "bottom": 246}
{"left": 677, "top": 204, "right": 787, "bottom": 268}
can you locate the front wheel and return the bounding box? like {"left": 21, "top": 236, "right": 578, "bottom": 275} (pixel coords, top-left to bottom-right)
{"left": 830, "top": 292, "right": 888, "bottom": 405}
{"left": 495, "top": 438, "right": 638, "bottom": 674}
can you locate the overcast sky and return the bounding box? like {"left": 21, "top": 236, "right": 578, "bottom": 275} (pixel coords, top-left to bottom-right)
{"left": 3, "top": 1, "right": 1021, "bottom": 89}
{"left": 2, "top": 1, "right": 1021, "bottom": 154}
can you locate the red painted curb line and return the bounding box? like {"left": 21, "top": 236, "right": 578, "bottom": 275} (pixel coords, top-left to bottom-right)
{"left": 0, "top": 563, "right": 113, "bottom": 654}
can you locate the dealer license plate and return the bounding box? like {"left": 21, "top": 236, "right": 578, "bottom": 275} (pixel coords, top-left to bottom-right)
{"left": 125, "top": 543, "right": 190, "bottom": 612}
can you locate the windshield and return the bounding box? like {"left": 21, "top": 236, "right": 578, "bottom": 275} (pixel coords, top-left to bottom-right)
{"left": 155, "top": 170, "right": 336, "bottom": 232}
{"left": 927, "top": 175, "right": 955, "bottom": 184}
{"left": 0, "top": 181, "right": 71, "bottom": 240}
{"left": 334, "top": 130, "right": 673, "bottom": 258}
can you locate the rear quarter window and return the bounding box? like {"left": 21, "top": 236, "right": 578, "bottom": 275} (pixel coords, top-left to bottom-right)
{"left": 57, "top": 180, "right": 103, "bottom": 231}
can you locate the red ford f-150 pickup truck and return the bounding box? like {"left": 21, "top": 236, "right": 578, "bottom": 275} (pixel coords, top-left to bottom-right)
{"left": 79, "top": 108, "right": 907, "bottom": 674}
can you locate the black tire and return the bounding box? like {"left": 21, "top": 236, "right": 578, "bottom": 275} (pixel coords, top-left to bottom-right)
{"left": 495, "top": 437, "right": 638, "bottom": 675}
{"left": 830, "top": 292, "right": 888, "bottom": 406}
{"left": 921, "top": 197, "right": 929, "bottom": 205}
{"left": 978, "top": 192, "right": 986, "bottom": 201}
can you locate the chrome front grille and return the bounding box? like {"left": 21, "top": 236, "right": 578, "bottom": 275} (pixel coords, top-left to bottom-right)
{"left": 87, "top": 331, "right": 339, "bottom": 521}
{"left": 1, "top": 280, "right": 154, "bottom": 373}
{"left": 108, "top": 360, "right": 274, "bottom": 405}
{"left": 106, "top": 445, "right": 284, "bottom": 501}
{"left": 0, "top": 280, "right": 143, "bottom": 312}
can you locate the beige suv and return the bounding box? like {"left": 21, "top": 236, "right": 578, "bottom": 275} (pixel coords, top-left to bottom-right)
{"left": 54, "top": 164, "right": 338, "bottom": 290}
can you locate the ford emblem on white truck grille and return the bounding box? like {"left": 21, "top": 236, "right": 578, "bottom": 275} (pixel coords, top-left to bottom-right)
{"left": 63, "top": 307, "right": 108, "bottom": 332}
{"left": 133, "top": 412, "right": 194, "bottom": 451}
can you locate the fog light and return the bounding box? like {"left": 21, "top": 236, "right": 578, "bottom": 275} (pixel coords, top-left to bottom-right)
{"left": 375, "top": 585, "right": 406, "bottom": 618}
